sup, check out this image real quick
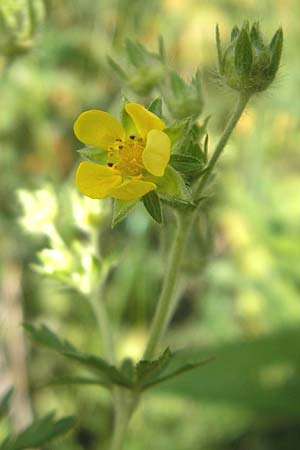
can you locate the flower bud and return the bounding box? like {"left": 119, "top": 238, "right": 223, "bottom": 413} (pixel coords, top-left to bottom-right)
{"left": 165, "top": 70, "right": 204, "bottom": 119}
{"left": 216, "top": 22, "right": 283, "bottom": 94}
{"left": 108, "top": 39, "right": 166, "bottom": 96}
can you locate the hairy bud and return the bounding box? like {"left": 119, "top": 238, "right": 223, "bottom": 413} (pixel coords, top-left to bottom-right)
{"left": 216, "top": 22, "right": 283, "bottom": 94}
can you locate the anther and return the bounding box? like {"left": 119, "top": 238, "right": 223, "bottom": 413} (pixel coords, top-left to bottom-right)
{"left": 129, "top": 135, "right": 135, "bottom": 140}
{"left": 107, "top": 162, "right": 113, "bottom": 167}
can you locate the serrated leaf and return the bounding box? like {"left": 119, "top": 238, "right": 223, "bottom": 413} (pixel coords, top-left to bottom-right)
{"left": 63, "top": 351, "right": 131, "bottom": 388}
{"left": 235, "top": 28, "right": 253, "bottom": 77}
{"left": 24, "top": 323, "right": 75, "bottom": 353}
{"left": 142, "top": 191, "right": 163, "bottom": 224}
{"left": 0, "top": 388, "right": 13, "bottom": 420}
{"left": 112, "top": 198, "right": 137, "bottom": 228}
{"left": 136, "top": 348, "right": 172, "bottom": 388}
{"left": 143, "top": 356, "right": 213, "bottom": 389}
{"left": 170, "top": 154, "right": 204, "bottom": 174}
{"left": 77, "top": 147, "right": 108, "bottom": 164}
{"left": 25, "top": 324, "right": 131, "bottom": 388}
{"left": 148, "top": 97, "right": 162, "bottom": 118}
{"left": 1, "top": 412, "right": 75, "bottom": 450}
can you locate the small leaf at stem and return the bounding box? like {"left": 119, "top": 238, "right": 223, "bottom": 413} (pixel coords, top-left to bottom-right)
{"left": 142, "top": 191, "right": 163, "bottom": 224}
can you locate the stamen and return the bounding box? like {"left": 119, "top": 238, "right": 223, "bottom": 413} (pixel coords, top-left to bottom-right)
{"left": 129, "top": 135, "right": 135, "bottom": 140}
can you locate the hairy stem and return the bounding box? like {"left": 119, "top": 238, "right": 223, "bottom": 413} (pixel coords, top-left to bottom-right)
{"left": 195, "top": 92, "right": 251, "bottom": 197}
{"left": 143, "top": 211, "right": 192, "bottom": 360}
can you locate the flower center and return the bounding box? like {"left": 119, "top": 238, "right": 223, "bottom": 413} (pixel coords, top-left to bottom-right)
{"left": 108, "top": 135, "right": 145, "bottom": 178}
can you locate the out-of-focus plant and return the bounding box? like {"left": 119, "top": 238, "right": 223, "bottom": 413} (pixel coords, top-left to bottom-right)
{"left": 0, "top": 387, "right": 74, "bottom": 450}
{"left": 0, "top": 0, "right": 45, "bottom": 71}
{"left": 20, "top": 20, "right": 283, "bottom": 450}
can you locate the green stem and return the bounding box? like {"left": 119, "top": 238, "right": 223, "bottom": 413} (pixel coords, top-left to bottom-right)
{"left": 195, "top": 92, "right": 251, "bottom": 197}
{"left": 143, "top": 211, "right": 192, "bottom": 360}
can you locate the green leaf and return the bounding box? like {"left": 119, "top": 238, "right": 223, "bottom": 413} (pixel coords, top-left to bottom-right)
{"left": 24, "top": 323, "right": 75, "bottom": 353}
{"left": 235, "top": 28, "right": 253, "bottom": 76}
{"left": 1, "top": 412, "right": 75, "bottom": 450}
{"left": 77, "top": 147, "right": 108, "bottom": 164}
{"left": 107, "top": 56, "right": 128, "bottom": 80}
{"left": 125, "top": 39, "right": 146, "bottom": 67}
{"left": 136, "top": 348, "right": 173, "bottom": 388}
{"left": 120, "top": 103, "right": 138, "bottom": 136}
{"left": 49, "top": 376, "right": 109, "bottom": 388}
{"left": 170, "top": 154, "right": 204, "bottom": 174}
{"left": 170, "top": 71, "right": 186, "bottom": 96}
{"left": 147, "top": 97, "right": 163, "bottom": 118}
{"left": 145, "top": 356, "right": 213, "bottom": 389}
{"left": 0, "top": 388, "right": 13, "bottom": 420}
{"left": 142, "top": 191, "right": 163, "bottom": 224}
{"left": 112, "top": 198, "right": 137, "bottom": 228}
{"left": 25, "top": 324, "right": 131, "bottom": 388}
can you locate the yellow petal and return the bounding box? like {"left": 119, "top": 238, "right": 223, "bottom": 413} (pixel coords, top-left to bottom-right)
{"left": 76, "top": 161, "right": 122, "bottom": 199}
{"left": 74, "top": 110, "right": 125, "bottom": 148}
{"left": 125, "top": 103, "right": 165, "bottom": 139}
{"left": 109, "top": 179, "right": 156, "bottom": 200}
{"left": 142, "top": 129, "right": 170, "bottom": 177}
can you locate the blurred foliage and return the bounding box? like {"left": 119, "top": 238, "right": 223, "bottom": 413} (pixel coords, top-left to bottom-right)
{"left": 1, "top": 0, "right": 300, "bottom": 449}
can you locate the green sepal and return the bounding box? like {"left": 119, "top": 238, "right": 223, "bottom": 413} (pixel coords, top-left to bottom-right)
{"left": 164, "top": 118, "right": 192, "bottom": 146}
{"left": 215, "top": 24, "right": 223, "bottom": 74}
{"left": 169, "top": 154, "right": 204, "bottom": 175}
{"left": 147, "top": 97, "right": 163, "bottom": 118}
{"left": 235, "top": 27, "right": 253, "bottom": 76}
{"left": 77, "top": 147, "right": 108, "bottom": 164}
{"left": 0, "top": 388, "right": 13, "bottom": 420}
{"left": 153, "top": 166, "right": 191, "bottom": 201}
{"left": 231, "top": 25, "right": 240, "bottom": 41}
{"left": 112, "top": 198, "right": 138, "bottom": 228}
{"left": 120, "top": 102, "right": 138, "bottom": 136}
{"left": 250, "top": 22, "right": 265, "bottom": 49}
{"left": 268, "top": 27, "right": 283, "bottom": 79}
{"left": 0, "top": 412, "right": 75, "bottom": 450}
{"left": 142, "top": 190, "right": 163, "bottom": 224}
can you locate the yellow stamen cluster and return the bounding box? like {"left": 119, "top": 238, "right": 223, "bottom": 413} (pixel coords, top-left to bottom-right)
{"left": 108, "top": 135, "right": 145, "bottom": 178}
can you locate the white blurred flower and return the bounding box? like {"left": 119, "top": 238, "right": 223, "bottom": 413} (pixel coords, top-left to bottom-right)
{"left": 18, "top": 186, "right": 58, "bottom": 236}
{"left": 36, "top": 247, "right": 74, "bottom": 275}
{"left": 71, "top": 190, "right": 108, "bottom": 233}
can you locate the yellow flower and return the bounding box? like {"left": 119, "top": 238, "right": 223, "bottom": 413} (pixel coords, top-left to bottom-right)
{"left": 74, "top": 103, "right": 171, "bottom": 200}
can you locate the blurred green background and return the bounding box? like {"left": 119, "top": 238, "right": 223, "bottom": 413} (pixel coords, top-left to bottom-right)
{"left": 1, "top": 0, "right": 300, "bottom": 449}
